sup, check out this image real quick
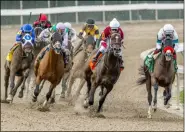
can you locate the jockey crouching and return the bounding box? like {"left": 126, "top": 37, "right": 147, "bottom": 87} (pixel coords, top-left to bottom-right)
{"left": 64, "top": 22, "right": 77, "bottom": 43}
{"left": 35, "top": 22, "right": 70, "bottom": 68}
{"left": 36, "top": 24, "right": 57, "bottom": 45}
{"left": 74, "top": 18, "right": 100, "bottom": 54}
{"left": 33, "top": 13, "right": 52, "bottom": 29}
{"left": 148, "top": 24, "right": 178, "bottom": 70}
{"left": 6, "top": 24, "right": 35, "bottom": 62}
{"left": 92, "top": 18, "right": 125, "bottom": 70}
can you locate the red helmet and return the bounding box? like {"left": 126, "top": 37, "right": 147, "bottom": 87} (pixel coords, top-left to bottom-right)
{"left": 40, "top": 14, "right": 48, "bottom": 22}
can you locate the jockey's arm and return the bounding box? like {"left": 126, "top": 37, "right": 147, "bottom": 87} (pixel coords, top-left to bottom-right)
{"left": 78, "top": 24, "right": 86, "bottom": 38}
{"left": 173, "top": 30, "right": 179, "bottom": 52}
{"left": 15, "top": 29, "right": 23, "bottom": 43}
{"left": 94, "top": 29, "right": 100, "bottom": 45}
{"left": 156, "top": 29, "right": 163, "bottom": 50}
{"left": 62, "top": 33, "right": 69, "bottom": 48}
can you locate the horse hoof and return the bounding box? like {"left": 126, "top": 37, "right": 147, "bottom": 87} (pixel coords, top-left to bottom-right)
{"left": 49, "top": 98, "right": 55, "bottom": 104}
{"left": 153, "top": 108, "right": 157, "bottom": 112}
{"left": 1, "top": 99, "right": 9, "bottom": 104}
{"left": 165, "top": 105, "right": 170, "bottom": 109}
{"left": 95, "top": 113, "right": 106, "bottom": 118}
{"left": 6, "top": 94, "right": 13, "bottom": 102}
{"left": 18, "top": 92, "right": 23, "bottom": 98}
{"left": 60, "top": 93, "right": 65, "bottom": 99}
{"left": 147, "top": 114, "right": 152, "bottom": 119}
{"left": 32, "top": 96, "right": 37, "bottom": 102}
{"left": 37, "top": 106, "right": 50, "bottom": 112}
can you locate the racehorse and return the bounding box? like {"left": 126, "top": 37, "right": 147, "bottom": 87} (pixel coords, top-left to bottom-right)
{"left": 3, "top": 34, "right": 34, "bottom": 103}
{"left": 32, "top": 32, "right": 65, "bottom": 111}
{"left": 137, "top": 36, "right": 176, "bottom": 118}
{"left": 83, "top": 33, "right": 123, "bottom": 116}
{"left": 64, "top": 35, "right": 95, "bottom": 104}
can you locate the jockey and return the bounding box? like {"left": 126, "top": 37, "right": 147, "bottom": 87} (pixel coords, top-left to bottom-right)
{"left": 92, "top": 18, "right": 125, "bottom": 69}
{"left": 148, "top": 24, "right": 179, "bottom": 69}
{"left": 36, "top": 22, "right": 69, "bottom": 67}
{"left": 36, "top": 24, "right": 57, "bottom": 44}
{"left": 64, "top": 22, "right": 77, "bottom": 43}
{"left": 74, "top": 18, "right": 100, "bottom": 53}
{"left": 7, "top": 24, "right": 35, "bottom": 62}
{"left": 33, "top": 14, "right": 52, "bottom": 29}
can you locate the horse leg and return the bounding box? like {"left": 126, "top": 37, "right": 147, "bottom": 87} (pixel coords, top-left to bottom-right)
{"left": 164, "top": 84, "right": 172, "bottom": 108}
{"left": 99, "top": 85, "right": 104, "bottom": 96}
{"left": 49, "top": 88, "right": 55, "bottom": 104}
{"left": 146, "top": 78, "right": 152, "bottom": 119}
{"left": 66, "top": 73, "right": 75, "bottom": 99}
{"left": 32, "top": 76, "right": 42, "bottom": 102}
{"left": 97, "top": 85, "right": 113, "bottom": 113}
{"left": 18, "top": 69, "right": 30, "bottom": 98}
{"left": 6, "top": 71, "right": 16, "bottom": 103}
{"left": 2, "top": 67, "right": 10, "bottom": 103}
{"left": 60, "top": 73, "right": 69, "bottom": 98}
{"left": 11, "top": 76, "right": 24, "bottom": 97}
{"left": 153, "top": 83, "right": 158, "bottom": 112}
{"left": 71, "top": 79, "right": 86, "bottom": 105}
{"left": 83, "top": 78, "right": 92, "bottom": 108}
{"left": 42, "top": 84, "right": 56, "bottom": 109}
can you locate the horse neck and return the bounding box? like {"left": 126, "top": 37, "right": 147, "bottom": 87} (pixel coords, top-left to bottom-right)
{"left": 159, "top": 53, "right": 173, "bottom": 70}
{"left": 104, "top": 51, "right": 119, "bottom": 69}
{"left": 48, "top": 48, "right": 60, "bottom": 70}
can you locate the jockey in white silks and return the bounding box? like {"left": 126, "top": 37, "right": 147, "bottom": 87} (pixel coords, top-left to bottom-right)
{"left": 148, "top": 24, "right": 179, "bottom": 69}
{"left": 64, "top": 22, "right": 77, "bottom": 43}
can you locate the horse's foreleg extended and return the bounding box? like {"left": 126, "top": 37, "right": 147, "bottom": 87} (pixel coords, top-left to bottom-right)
{"left": 43, "top": 84, "right": 56, "bottom": 108}
{"left": 146, "top": 78, "right": 152, "bottom": 118}
{"left": 153, "top": 83, "right": 158, "bottom": 112}
{"left": 61, "top": 73, "right": 70, "bottom": 98}
{"left": 66, "top": 73, "right": 75, "bottom": 99}
{"left": 11, "top": 76, "right": 24, "bottom": 97}
{"left": 164, "top": 84, "right": 172, "bottom": 108}
{"left": 18, "top": 69, "right": 30, "bottom": 98}
{"left": 7, "top": 71, "right": 16, "bottom": 102}
{"left": 32, "top": 76, "right": 42, "bottom": 102}
{"left": 97, "top": 85, "right": 113, "bottom": 113}
{"left": 3, "top": 67, "right": 10, "bottom": 102}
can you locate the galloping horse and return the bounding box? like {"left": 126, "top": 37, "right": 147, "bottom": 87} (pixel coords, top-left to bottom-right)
{"left": 3, "top": 34, "right": 35, "bottom": 103}
{"left": 83, "top": 33, "right": 123, "bottom": 115}
{"left": 64, "top": 35, "right": 95, "bottom": 104}
{"left": 32, "top": 32, "right": 65, "bottom": 111}
{"left": 137, "top": 36, "right": 176, "bottom": 118}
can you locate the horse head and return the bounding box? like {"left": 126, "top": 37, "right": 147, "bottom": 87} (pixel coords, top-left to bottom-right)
{"left": 162, "top": 37, "right": 174, "bottom": 62}
{"left": 21, "top": 33, "right": 34, "bottom": 57}
{"left": 34, "top": 27, "right": 43, "bottom": 38}
{"left": 50, "top": 32, "right": 63, "bottom": 54}
{"left": 84, "top": 35, "right": 95, "bottom": 55}
{"left": 109, "top": 33, "right": 122, "bottom": 57}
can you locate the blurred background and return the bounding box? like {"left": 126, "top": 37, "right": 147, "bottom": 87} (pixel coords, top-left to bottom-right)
{"left": 1, "top": 0, "right": 184, "bottom": 26}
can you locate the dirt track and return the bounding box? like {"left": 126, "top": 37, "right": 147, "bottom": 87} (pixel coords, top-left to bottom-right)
{"left": 1, "top": 21, "right": 184, "bottom": 131}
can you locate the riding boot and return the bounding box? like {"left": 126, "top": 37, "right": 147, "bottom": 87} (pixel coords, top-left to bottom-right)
{"left": 92, "top": 50, "right": 102, "bottom": 62}
{"left": 61, "top": 51, "right": 68, "bottom": 68}
{"left": 119, "top": 56, "right": 124, "bottom": 70}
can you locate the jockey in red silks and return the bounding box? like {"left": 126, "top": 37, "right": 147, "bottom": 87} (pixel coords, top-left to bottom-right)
{"left": 33, "top": 13, "right": 52, "bottom": 29}
{"left": 92, "top": 18, "right": 125, "bottom": 69}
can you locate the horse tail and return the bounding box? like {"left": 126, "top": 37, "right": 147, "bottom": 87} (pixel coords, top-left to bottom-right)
{"left": 137, "top": 65, "right": 147, "bottom": 85}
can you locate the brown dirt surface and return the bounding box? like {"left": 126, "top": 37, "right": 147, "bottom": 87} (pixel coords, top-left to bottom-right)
{"left": 1, "top": 20, "right": 183, "bottom": 131}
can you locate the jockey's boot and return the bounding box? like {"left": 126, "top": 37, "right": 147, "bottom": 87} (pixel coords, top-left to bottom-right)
{"left": 92, "top": 50, "right": 102, "bottom": 62}
{"left": 61, "top": 51, "right": 69, "bottom": 68}
{"left": 148, "top": 48, "right": 161, "bottom": 60}
{"left": 119, "top": 57, "right": 125, "bottom": 70}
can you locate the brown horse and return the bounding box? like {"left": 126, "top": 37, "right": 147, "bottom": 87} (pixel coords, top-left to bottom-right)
{"left": 2, "top": 34, "right": 34, "bottom": 103}
{"left": 137, "top": 37, "right": 176, "bottom": 118}
{"left": 64, "top": 35, "right": 95, "bottom": 104}
{"left": 83, "top": 33, "right": 123, "bottom": 115}
{"left": 32, "top": 32, "right": 65, "bottom": 110}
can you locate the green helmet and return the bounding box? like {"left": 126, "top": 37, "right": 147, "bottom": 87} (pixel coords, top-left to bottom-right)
{"left": 51, "top": 24, "right": 57, "bottom": 32}
{"left": 86, "top": 18, "right": 95, "bottom": 25}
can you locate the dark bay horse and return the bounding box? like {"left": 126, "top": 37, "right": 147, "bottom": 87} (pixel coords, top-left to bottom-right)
{"left": 65, "top": 35, "right": 95, "bottom": 104}
{"left": 32, "top": 32, "right": 65, "bottom": 111}
{"left": 137, "top": 37, "right": 176, "bottom": 118}
{"left": 3, "top": 34, "right": 35, "bottom": 103}
{"left": 83, "top": 33, "right": 123, "bottom": 116}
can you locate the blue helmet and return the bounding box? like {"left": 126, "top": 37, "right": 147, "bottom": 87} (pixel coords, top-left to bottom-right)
{"left": 23, "top": 24, "right": 33, "bottom": 33}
